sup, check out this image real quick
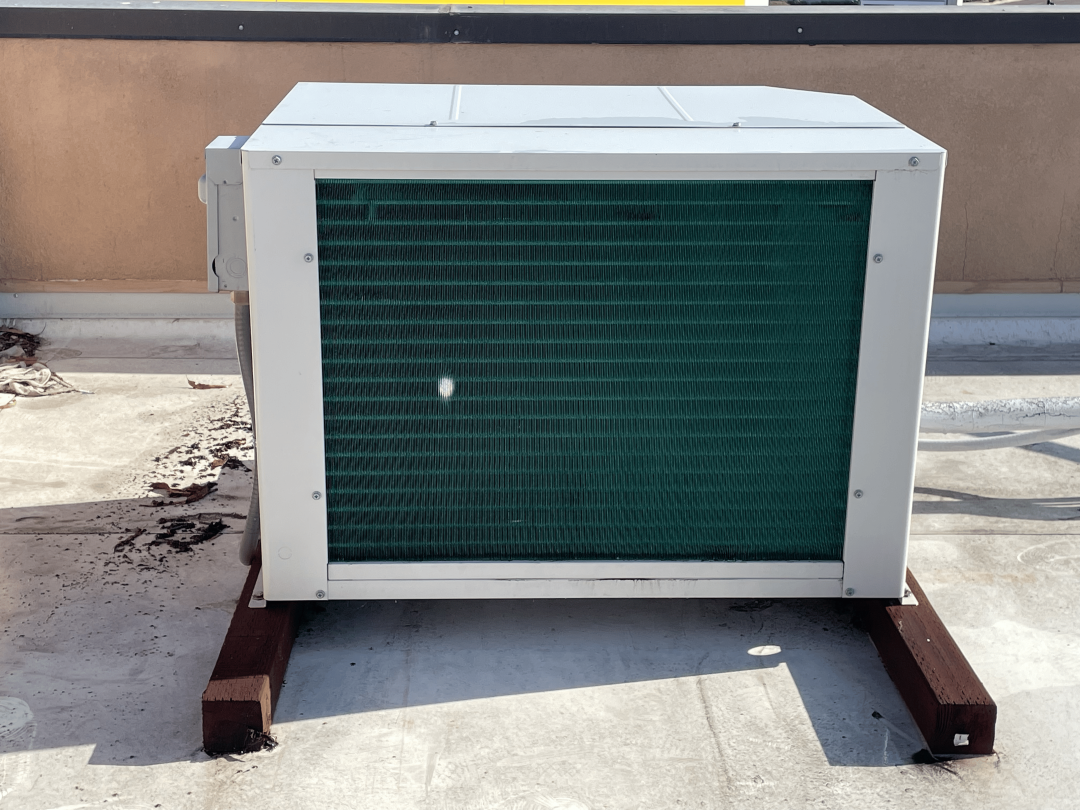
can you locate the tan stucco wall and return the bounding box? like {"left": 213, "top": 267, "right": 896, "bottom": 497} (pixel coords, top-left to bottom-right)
{"left": 1, "top": 39, "right": 1078, "bottom": 293}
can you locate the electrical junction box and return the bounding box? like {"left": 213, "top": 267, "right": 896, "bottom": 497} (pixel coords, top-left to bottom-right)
{"left": 214, "top": 83, "right": 945, "bottom": 603}
{"left": 202, "top": 135, "right": 250, "bottom": 293}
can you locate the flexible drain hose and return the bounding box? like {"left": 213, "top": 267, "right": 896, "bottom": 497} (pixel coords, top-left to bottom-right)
{"left": 919, "top": 397, "right": 1080, "bottom": 452}
{"left": 234, "top": 302, "right": 261, "bottom": 566}
{"left": 918, "top": 427, "right": 1080, "bottom": 452}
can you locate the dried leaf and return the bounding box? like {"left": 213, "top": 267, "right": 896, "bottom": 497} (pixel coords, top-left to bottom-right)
{"left": 113, "top": 528, "right": 145, "bottom": 552}
{"left": 146, "top": 481, "right": 217, "bottom": 504}
{"left": 184, "top": 483, "right": 214, "bottom": 504}
{"left": 210, "top": 456, "right": 249, "bottom": 471}
{"left": 187, "top": 379, "right": 227, "bottom": 390}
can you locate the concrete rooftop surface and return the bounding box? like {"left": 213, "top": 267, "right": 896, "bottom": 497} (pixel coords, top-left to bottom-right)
{"left": 0, "top": 326, "right": 1078, "bottom": 810}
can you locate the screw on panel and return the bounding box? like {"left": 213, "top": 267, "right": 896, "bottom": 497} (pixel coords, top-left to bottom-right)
{"left": 904, "top": 588, "right": 912, "bottom": 598}
{"left": 797, "top": 27, "right": 803, "bottom": 33}
{"left": 853, "top": 489, "right": 864, "bottom": 498}
{"left": 312, "top": 491, "right": 322, "bottom": 500}
{"left": 845, "top": 587, "right": 856, "bottom": 597}
{"left": 909, "top": 157, "right": 920, "bottom": 167}
{"left": 238, "top": 24, "right": 244, "bottom": 30}
{"left": 304, "top": 253, "right": 314, "bottom": 263}
{"left": 271, "top": 155, "right": 283, "bottom": 165}
{"left": 873, "top": 254, "right": 884, "bottom": 264}
{"left": 453, "top": 29, "right": 460, "bottom": 35}
{"left": 316, "top": 590, "right": 326, "bottom": 600}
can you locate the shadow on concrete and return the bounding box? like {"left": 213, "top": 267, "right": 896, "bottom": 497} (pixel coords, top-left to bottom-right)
{"left": 271, "top": 596, "right": 923, "bottom": 768}
{"left": 913, "top": 486, "right": 1080, "bottom": 521}
{"left": 925, "top": 344, "right": 1080, "bottom": 376}
{"left": 0, "top": 476, "right": 253, "bottom": 770}
{"left": 1022, "top": 440, "right": 1080, "bottom": 466}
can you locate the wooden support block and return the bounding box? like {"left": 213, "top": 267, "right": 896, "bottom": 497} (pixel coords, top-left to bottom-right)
{"left": 202, "top": 557, "right": 300, "bottom": 754}
{"left": 861, "top": 570, "right": 997, "bottom": 756}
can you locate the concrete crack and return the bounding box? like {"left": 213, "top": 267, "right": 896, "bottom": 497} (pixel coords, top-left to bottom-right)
{"left": 962, "top": 198, "right": 970, "bottom": 281}
{"left": 695, "top": 676, "right": 734, "bottom": 806}
{"left": 396, "top": 648, "right": 413, "bottom": 789}
{"left": 1052, "top": 190, "right": 1068, "bottom": 282}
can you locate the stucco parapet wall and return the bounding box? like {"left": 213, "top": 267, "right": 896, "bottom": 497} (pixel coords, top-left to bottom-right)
{"left": 1, "top": 36, "right": 1079, "bottom": 290}
{"left": 1, "top": 2, "right": 1080, "bottom": 44}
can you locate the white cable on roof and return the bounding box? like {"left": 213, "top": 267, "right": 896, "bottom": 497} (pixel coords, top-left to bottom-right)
{"left": 918, "top": 427, "right": 1080, "bottom": 452}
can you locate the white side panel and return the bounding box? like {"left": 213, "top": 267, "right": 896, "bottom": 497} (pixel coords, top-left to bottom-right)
{"left": 843, "top": 165, "right": 945, "bottom": 599}
{"left": 243, "top": 167, "right": 329, "bottom": 602}
{"left": 327, "top": 577, "right": 844, "bottom": 601}
{"left": 328, "top": 561, "right": 844, "bottom": 581}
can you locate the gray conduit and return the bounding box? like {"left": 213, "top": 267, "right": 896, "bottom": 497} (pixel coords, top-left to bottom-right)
{"left": 234, "top": 302, "right": 261, "bottom": 566}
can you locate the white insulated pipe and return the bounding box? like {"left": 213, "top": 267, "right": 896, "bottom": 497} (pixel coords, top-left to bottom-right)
{"left": 918, "top": 397, "right": 1080, "bottom": 451}
{"left": 919, "top": 397, "right": 1080, "bottom": 433}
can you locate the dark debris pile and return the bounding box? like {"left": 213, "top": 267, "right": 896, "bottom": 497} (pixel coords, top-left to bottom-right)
{"left": 106, "top": 512, "right": 243, "bottom": 572}
{"left": 0, "top": 326, "right": 41, "bottom": 358}
{"left": 145, "top": 398, "right": 253, "bottom": 488}
{"left": 149, "top": 516, "right": 229, "bottom": 553}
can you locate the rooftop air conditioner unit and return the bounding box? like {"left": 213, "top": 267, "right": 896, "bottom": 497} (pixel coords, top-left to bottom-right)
{"left": 203, "top": 83, "right": 945, "bottom": 603}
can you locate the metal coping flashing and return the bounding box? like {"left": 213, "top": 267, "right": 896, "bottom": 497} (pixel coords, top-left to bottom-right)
{"left": 1, "top": 3, "right": 1080, "bottom": 45}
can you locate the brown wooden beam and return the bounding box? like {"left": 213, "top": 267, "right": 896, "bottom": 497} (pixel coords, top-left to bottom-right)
{"left": 861, "top": 570, "right": 996, "bottom": 756}
{"left": 202, "top": 557, "right": 301, "bottom": 755}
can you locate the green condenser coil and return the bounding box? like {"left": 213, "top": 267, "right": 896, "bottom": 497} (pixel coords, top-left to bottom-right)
{"left": 316, "top": 179, "right": 871, "bottom": 565}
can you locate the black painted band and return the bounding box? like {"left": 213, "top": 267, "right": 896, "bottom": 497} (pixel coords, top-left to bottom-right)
{"left": 1, "top": 2, "right": 1079, "bottom": 45}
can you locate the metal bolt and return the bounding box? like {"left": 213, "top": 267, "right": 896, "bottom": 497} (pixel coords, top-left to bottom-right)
{"left": 903, "top": 588, "right": 912, "bottom": 598}
{"left": 453, "top": 29, "right": 459, "bottom": 35}
{"left": 316, "top": 590, "right": 326, "bottom": 600}
{"left": 909, "top": 156, "right": 920, "bottom": 167}
{"left": 845, "top": 587, "right": 855, "bottom": 597}
{"left": 873, "top": 254, "right": 883, "bottom": 264}
{"left": 853, "top": 489, "right": 864, "bottom": 499}
{"left": 271, "top": 155, "right": 282, "bottom": 165}
{"left": 797, "top": 27, "right": 803, "bottom": 33}
{"left": 238, "top": 24, "right": 244, "bottom": 30}
{"left": 312, "top": 490, "right": 322, "bottom": 500}
{"left": 304, "top": 253, "right": 314, "bottom": 263}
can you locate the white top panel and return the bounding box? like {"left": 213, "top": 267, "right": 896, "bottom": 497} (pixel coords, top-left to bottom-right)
{"left": 263, "top": 83, "right": 903, "bottom": 129}
{"left": 244, "top": 124, "right": 943, "bottom": 173}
